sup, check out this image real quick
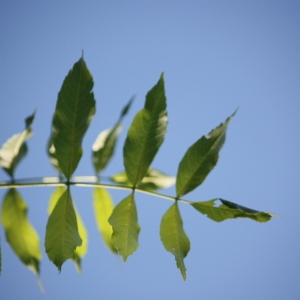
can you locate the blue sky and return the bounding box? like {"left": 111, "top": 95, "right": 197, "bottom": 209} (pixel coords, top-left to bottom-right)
{"left": 1, "top": 1, "right": 300, "bottom": 299}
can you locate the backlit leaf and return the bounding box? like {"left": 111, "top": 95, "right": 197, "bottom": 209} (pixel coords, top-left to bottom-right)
{"left": 110, "top": 168, "right": 175, "bottom": 191}
{"left": 109, "top": 193, "right": 140, "bottom": 261}
{"left": 123, "top": 73, "right": 167, "bottom": 187}
{"left": 48, "top": 187, "right": 88, "bottom": 272}
{"left": 47, "top": 57, "right": 96, "bottom": 179}
{"left": 92, "top": 97, "right": 133, "bottom": 174}
{"left": 176, "top": 110, "right": 236, "bottom": 198}
{"left": 45, "top": 188, "right": 82, "bottom": 271}
{"left": 191, "top": 198, "right": 275, "bottom": 222}
{"left": 160, "top": 202, "right": 190, "bottom": 280}
{"left": 0, "top": 111, "right": 35, "bottom": 178}
{"left": 93, "top": 187, "right": 117, "bottom": 253}
{"left": 1, "top": 189, "right": 41, "bottom": 275}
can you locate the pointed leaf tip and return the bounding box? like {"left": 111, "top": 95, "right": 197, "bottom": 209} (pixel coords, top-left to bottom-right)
{"left": 109, "top": 194, "right": 140, "bottom": 261}
{"left": 124, "top": 74, "right": 168, "bottom": 187}
{"left": 176, "top": 111, "right": 236, "bottom": 198}
{"left": 47, "top": 57, "right": 96, "bottom": 179}
{"left": 45, "top": 188, "right": 82, "bottom": 271}
{"left": 160, "top": 203, "right": 190, "bottom": 280}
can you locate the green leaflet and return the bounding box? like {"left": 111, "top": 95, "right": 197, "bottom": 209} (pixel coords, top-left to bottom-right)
{"left": 0, "top": 111, "right": 35, "bottom": 178}
{"left": 109, "top": 193, "right": 140, "bottom": 261}
{"left": 123, "top": 73, "right": 167, "bottom": 187}
{"left": 176, "top": 110, "right": 236, "bottom": 198}
{"left": 160, "top": 202, "right": 190, "bottom": 280}
{"left": 48, "top": 187, "right": 88, "bottom": 272}
{"left": 1, "top": 189, "right": 41, "bottom": 275}
{"left": 45, "top": 188, "right": 82, "bottom": 271}
{"left": 110, "top": 168, "right": 175, "bottom": 191}
{"left": 93, "top": 187, "right": 117, "bottom": 253}
{"left": 47, "top": 57, "right": 96, "bottom": 179}
{"left": 191, "top": 198, "right": 275, "bottom": 222}
{"left": 92, "top": 98, "right": 133, "bottom": 174}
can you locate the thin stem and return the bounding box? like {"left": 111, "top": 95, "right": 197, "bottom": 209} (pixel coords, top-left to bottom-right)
{"left": 0, "top": 176, "right": 192, "bottom": 204}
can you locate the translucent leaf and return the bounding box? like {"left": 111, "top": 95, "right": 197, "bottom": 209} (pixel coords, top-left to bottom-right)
{"left": 47, "top": 57, "right": 96, "bottom": 179}
{"left": 191, "top": 198, "right": 275, "bottom": 222}
{"left": 45, "top": 188, "right": 82, "bottom": 271}
{"left": 1, "top": 189, "right": 41, "bottom": 275}
{"left": 0, "top": 111, "right": 35, "bottom": 178}
{"left": 110, "top": 168, "right": 175, "bottom": 191}
{"left": 108, "top": 193, "right": 140, "bottom": 261}
{"left": 93, "top": 187, "right": 117, "bottom": 253}
{"left": 48, "top": 187, "right": 88, "bottom": 272}
{"left": 92, "top": 97, "right": 133, "bottom": 175}
{"left": 160, "top": 202, "right": 190, "bottom": 280}
{"left": 123, "top": 73, "right": 167, "bottom": 187}
{"left": 176, "top": 110, "right": 236, "bottom": 198}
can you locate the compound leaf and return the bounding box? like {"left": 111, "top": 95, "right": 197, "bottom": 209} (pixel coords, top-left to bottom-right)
{"left": 0, "top": 111, "right": 35, "bottom": 178}
{"left": 1, "top": 189, "right": 41, "bottom": 275}
{"left": 47, "top": 57, "right": 96, "bottom": 179}
{"left": 109, "top": 193, "right": 140, "bottom": 261}
{"left": 110, "top": 168, "right": 175, "bottom": 191}
{"left": 160, "top": 202, "right": 190, "bottom": 280}
{"left": 93, "top": 187, "right": 117, "bottom": 253}
{"left": 92, "top": 97, "right": 133, "bottom": 174}
{"left": 191, "top": 198, "right": 275, "bottom": 222}
{"left": 123, "top": 73, "right": 167, "bottom": 187}
{"left": 176, "top": 110, "right": 236, "bottom": 198}
{"left": 45, "top": 188, "right": 82, "bottom": 271}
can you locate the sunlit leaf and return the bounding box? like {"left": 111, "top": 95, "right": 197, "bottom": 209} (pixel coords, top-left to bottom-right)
{"left": 123, "top": 73, "right": 167, "bottom": 187}
{"left": 160, "top": 202, "right": 190, "bottom": 280}
{"left": 0, "top": 111, "right": 35, "bottom": 178}
{"left": 1, "top": 189, "right": 41, "bottom": 275}
{"left": 191, "top": 198, "right": 275, "bottom": 222}
{"left": 45, "top": 188, "right": 82, "bottom": 271}
{"left": 47, "top": 57, "right": 96, "bottom": 179}
{"left": 93, "top": 187, "right": 117, "bottom": 253}
{"left": 92, "top": 98, "right": 133, "bottom": 175}
{"left": 109, "top": 193, "right": 140, "bottom": 261}
{"left": 110, "top": 168, "right": 175, "bottom": 191}
{"left": 48, "top": 187, "right": 88, "bottom": 272}
{"left": 176, "top": 110, "right": 236, "bottom": 198}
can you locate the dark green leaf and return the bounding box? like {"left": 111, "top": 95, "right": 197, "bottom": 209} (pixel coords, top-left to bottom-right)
{"left": 93, "top": 187, "right": 117, "bottom": 253}
{"left": 160, "top": 202, "right": 190, "bottom": 280}
{"left": 92, "top": 97, "right": 133, "bottom": 174}
{"left": 110, "top": 168, "right": 175, "bottom": 191}
{"left": 1, "top": 189, "right": 41, "bottom": 274}
{"left": 48, "top": 187, "right": 88, "bottom": 272}
{"left": 123, "top": 73, "right": 167, "bottom": 187}
{"left": 108, "top": 193, "right": 140, "bottom": 261}
{"left": 47, "top": 57, "right": 96, "bottom": 179}
{"left": 176, "top": 110, "right": 236, "bottom": 198}
{"left": 45, "top": 188, "right": 82, "bottom": 271}
{"left": 0, "top": 111, "right": 36, "bottom": 178}
{"left": 191, "top": 198, "right": 275, "bottom": 222}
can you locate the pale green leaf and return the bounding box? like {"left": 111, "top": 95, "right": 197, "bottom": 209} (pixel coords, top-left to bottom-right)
{"left": 123, "top": 73, "right": 167, "bottom": 187}
{"left": 0, "top": 111, "right": 36, "bottom": 178}
{"left": 108, "top": 193, "right": 140, "bottom": 261}
{"left": 47, "top": 57, "right": 96, "bottom": 179}
{"left": 93, "top": 187, "right": 117, "bottom": 253}
{"left": 191, "top": 198, "right": 275, "bottom": 222}
{"left": 92, "top": 98, "right": 133, "bottom": 174}
{"left": 110, "top": 168, "right": 175, "bottom": 191}
{"left": 45, "top": 188, "right": 82, "bottom": 271}
{"left": 1, "top": 189, "right": 41, "bottom": 275}
{"left": 176, "top": 110, "right": 236, "bottom": 198}
{"left": 160, "top": 202, "right": 190, "bottom": 280}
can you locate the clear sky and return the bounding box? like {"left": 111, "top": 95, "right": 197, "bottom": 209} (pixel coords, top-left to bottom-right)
{"left": 0, "top": 1, "right": 300, "bottom": 299}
